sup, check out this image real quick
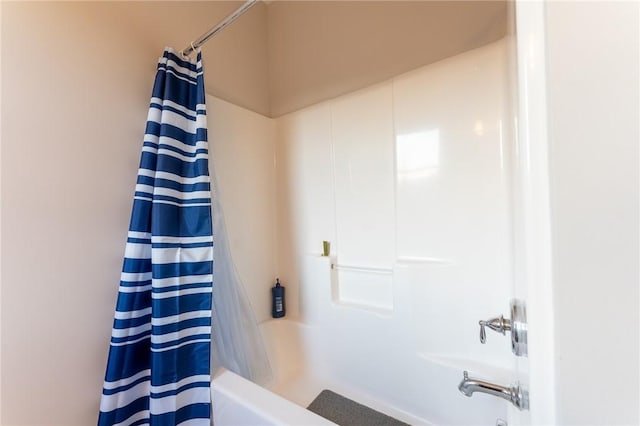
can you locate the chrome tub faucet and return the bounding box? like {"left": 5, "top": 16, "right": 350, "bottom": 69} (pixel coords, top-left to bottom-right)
{"left": 458, "top": 371, "right": 529, "bottom": 411}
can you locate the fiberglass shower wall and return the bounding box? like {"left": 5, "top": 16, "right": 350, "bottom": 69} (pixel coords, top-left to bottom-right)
{"left": 274, "top": 39, "right": 516, "bottom": 424}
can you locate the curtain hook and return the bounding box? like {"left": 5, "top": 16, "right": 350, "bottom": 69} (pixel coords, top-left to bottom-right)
{"left": 180, "top": 42, "right": 197, "bottom": 61}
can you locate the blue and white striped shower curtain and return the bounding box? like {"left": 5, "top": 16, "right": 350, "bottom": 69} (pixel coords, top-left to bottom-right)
{"left": 99, "top": 48, "right": 213, "bottom": 425}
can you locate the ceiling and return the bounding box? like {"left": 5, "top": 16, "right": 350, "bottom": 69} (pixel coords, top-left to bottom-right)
{"left": 115, "top": 1, "right": 508, "bottom": 117}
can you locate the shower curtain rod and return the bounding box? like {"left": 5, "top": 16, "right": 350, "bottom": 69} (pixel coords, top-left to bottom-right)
{"left": 181, "top": 0, "right": 258, "bottom": 58}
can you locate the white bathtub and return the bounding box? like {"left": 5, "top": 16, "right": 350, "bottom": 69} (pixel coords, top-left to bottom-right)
{"left": 211, "top": 369, "right": 334, "bottom": 426}
{"left": 211, "top": 318, "right": 430, "bottom": 426}
{"left": 211, "top": 255, "right": 513, "bottom": 425}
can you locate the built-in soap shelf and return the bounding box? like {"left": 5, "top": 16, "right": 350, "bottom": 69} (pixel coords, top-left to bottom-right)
{"left": 330, "top": 263, "right": 393, "bottom": 275}
{"left": 328, "top": 259, "right": 394, "bottom": 312}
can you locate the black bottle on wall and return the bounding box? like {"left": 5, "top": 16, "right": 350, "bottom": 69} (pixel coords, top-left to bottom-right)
{"left": 271, "top": 278, "right": 285, "bottom": 318}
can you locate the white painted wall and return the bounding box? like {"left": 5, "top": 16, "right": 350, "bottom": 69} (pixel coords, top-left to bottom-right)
{"left": 0, "top": 4, "right": 274, "bottom": 425}
{"left": 1, "top": 4, "right": 153, "bottom": 424}
{"left": 0, "top": 2, "right": 3, "bottom": 422}
{"left": 545, "top": 2, "right": 640, "bottom": 424}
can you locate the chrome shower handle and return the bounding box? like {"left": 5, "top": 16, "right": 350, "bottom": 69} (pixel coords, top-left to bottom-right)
{"left": 479, "top": 315, "right": 511, "bottom": 343}
{"left": 477, "top": 299, "right": 528, "bottom": 356}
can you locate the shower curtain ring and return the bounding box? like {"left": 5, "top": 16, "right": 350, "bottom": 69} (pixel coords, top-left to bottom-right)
{"left": 180, "top": 42, "right": 197, "bottom": 60}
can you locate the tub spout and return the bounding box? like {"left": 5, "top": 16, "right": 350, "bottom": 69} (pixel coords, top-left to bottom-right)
{"left": 458, "top": 371, "right": 529, "bottom": 411}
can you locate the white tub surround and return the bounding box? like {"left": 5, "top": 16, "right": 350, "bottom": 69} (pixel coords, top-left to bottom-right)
{"left": 274, "top": 39, "right": 516, "bottom": 425}
{"left": 210, "top": 38, "right": 521, "bottom": 425}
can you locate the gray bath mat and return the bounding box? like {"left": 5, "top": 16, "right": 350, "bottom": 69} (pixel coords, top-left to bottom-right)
{"left": 307, "top": 389, "right": 410, "bottom": 426}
